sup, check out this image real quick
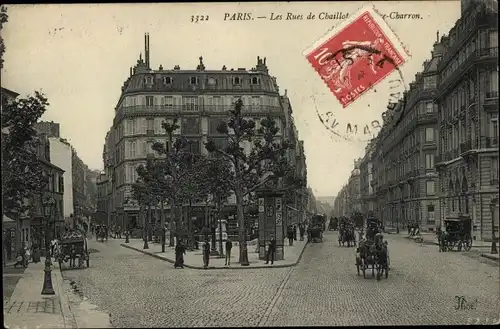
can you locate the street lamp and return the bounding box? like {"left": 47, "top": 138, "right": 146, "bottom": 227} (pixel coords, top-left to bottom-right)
{"left": 490, "top": 201, "right": 498, "bottom": 255}
{"left": 41, "top": 196, "right": 56, "bottom": 295}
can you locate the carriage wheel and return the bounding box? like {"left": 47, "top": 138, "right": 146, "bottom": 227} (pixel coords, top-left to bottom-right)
{"left": 464, "top": 237, "right": 472, "bottom": 251}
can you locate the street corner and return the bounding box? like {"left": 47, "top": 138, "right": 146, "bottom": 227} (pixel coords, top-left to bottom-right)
{"left": 480, "top": 253, "right": 500, "bottom": 262}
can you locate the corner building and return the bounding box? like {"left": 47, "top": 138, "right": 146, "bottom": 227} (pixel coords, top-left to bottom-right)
{"left": 103, "top": 34, "right": 294, "bottom": 230}
{"left": 435, "top": 1, "right": 498, "bottom": 241}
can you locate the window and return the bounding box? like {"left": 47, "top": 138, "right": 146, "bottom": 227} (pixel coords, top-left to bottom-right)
{"left": 209, "top": 118, "right": 225, "bottom": 135}
{"left": 425, "top": 127, "right": 434, "bottom": 142}
{"left": 491, "top": 117, "right": 498, "bottom": 140}
{"left": 147, "top": 118, "right": 154, "bottom": 132}
{"left": 59, "top": 176, "right": 64, "bottom": 193}
{"left": 162, "top": 96, "right": 174, "bottom": 107}
{"left": 129, "top": 141, "right": 137, "bottom": 158}
{"left": 425, "top": 102, "right": 434, "bottom": 113}
{"left": 48, "top": 174, "right": 54, "bottom": 192}
{"left": 489, "top": 30, "right": 498, "bottom": 48}
{"left": 190, "top": 76, "right": 198, "bottom": 85}
{"left": 142, "top": 141, "right": 147, "bottom": 156}
{"left": 146, "top": 96, "right": 154, "bottom": 106}
{"left": 492, "top": 157, "right": 499, "bottom": 182}
{"left": 233, "top": 77, "right": 241, "bottom": 85}
{"left": 251, "top": 76, "right": 260, "bottom": 85}
{"left": 126, "top": 120, "right": 134, "bottom": 135}
{"left": 186, "top": 140, "right": 201, "bottom": 154}
{"left": 488, "top": 71, "right": 499, "bottom": 94}
{"left": 426, "top": 181, "right": 435, "bottom": 195}
{"left": 423, "top": 75, "right": 437, "bottom": 90}
{"left": 427, "top": 204, "right": 435, "bottom": 222}
{"left": 164, "top": 77, "right": 172, "bottom": 84}
{"left": 147, "top": 141, "right": 154, "bottom": 154}
{"left": 183, "top": 97, "right": 198, "bottom": 111}
{"left": 425, "top": 154, "right": 435, "bottom": 169}
{"left": 145, "top": 76, "right": 153, "bottom": 84}
{"left": 213, "top": 96, "right": 222, "bottom": 111}
{"left": 182, "top": 117, "right": 200, "bottom": 134}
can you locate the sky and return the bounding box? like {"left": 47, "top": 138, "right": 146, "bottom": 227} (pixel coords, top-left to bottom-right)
{"left": 2, "top": 1, "right": 461, "bottom": 197}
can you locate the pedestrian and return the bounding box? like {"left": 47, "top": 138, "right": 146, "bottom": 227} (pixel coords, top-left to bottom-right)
{"left": 299, "top": 223, "right": 305, "bottom": 241}
{"left": 69, "top": 245, "right": 77, "bottom": 268}
{"left": 174, "top": 241, "right": 186, "bottom": 269}
{"left": 202, "top": 238, "right": 210, "bottom": 269}
{"left": 50, "top": 238, "right": 57, "bottom": 258}
{"left": 225, "top": 237, "right": 232, "bottom": 266}
{"left": 265, "top": 235, "right": 276, "bottom": 265}
{"left": 287, "top": 225, "right": 294, "bottom": 246}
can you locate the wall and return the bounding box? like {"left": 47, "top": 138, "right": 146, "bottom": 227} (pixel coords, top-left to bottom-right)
{"left": 49, "top": 138, "right": 74, "bottom": 218}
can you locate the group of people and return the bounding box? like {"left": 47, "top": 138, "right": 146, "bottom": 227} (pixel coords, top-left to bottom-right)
{"left": 408, "top": 223, "right": 420, "bottom": 237}
{"left": 286, "top": 223, "right": 306, "bottom": 246}
{"left": 174, "top": 236, "right": 235, "bottom": 269}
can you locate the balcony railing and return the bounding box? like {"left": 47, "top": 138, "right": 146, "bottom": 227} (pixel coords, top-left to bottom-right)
{"left": 117, "top": 104, "right": 283, "bottom": 117}
{"left": 438, "top": 47, "right": 498, "bottom": 94}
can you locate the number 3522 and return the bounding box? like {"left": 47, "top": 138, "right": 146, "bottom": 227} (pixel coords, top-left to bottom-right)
{"left": 191, "top": 15, "right": 209, "bottom": 23}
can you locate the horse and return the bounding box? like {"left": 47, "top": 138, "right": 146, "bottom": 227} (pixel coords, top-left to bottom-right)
{"left": 338, "top": 226, "right": 356, "bottom": 247}
{"left": 375, "top": 241, "right": 389, "bottom": 280}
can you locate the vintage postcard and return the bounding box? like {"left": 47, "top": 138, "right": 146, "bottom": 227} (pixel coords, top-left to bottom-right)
{"left": 1, "top": 1, "right": 499, "bottom": 328}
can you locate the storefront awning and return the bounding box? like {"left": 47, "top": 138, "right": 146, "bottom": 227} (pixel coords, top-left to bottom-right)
{"left": 3, "top": 215, "right": 15, "bottom": 223}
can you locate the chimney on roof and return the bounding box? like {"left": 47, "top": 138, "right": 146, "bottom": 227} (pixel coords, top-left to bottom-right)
{"left": 436, "top": 31, "right": 439, "bottom": 43}
{"left": 145, "top": 33, "right": 150, "bottom": 69}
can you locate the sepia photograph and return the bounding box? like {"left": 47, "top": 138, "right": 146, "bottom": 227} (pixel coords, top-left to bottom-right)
{"left": 1, "top": 1, "right": 499, "bottom": 327}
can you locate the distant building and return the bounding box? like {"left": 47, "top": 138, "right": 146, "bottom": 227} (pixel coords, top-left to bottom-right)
{"left": 49, "top": 137, "right": 74, "bottom": 221}
{"left": 35, "top": 121, "right": 60, "bottom": 138}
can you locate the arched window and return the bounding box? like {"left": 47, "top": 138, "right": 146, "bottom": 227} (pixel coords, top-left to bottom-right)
{"left": 462, "top": 177, "right": 469, "bottom": 214}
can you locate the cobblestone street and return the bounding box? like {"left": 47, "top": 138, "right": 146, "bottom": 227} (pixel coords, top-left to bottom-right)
{"left": 63, "top": 232, "right": 499, "bottom": 327}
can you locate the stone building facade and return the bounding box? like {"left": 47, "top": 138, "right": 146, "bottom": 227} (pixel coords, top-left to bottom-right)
{"left": 435, "top": 1, "right": 498, "bottom": 241}
{"left": 100, "top": 34, "right": 307, "bottom": 232}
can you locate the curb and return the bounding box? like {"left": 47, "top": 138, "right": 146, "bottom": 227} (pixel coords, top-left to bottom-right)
{"left": 120, "top": 241, "right": 309, "bottom": 270}
{"left": 480, "top": 253, "right": 500, "bottom": 261}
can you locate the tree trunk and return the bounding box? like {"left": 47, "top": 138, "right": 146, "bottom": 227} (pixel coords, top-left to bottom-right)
{"left": 234, "top": 159, "right": 247, "bottom": 264}
{"left": 218, "top": 196, "right": 224, "bottom": 258}
{"left": 147, "top": 206, "right": 153, "bottom": 241}
{"left": 188, "top": 199, "right": 194, "bottom": 250}
{"left": 160, "top": 199, "right": 165, "bottom": 252}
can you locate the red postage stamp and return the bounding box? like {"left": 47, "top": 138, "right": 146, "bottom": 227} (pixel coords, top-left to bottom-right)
{"left": 304, "top": 5, "right": 410, "bottom": 108}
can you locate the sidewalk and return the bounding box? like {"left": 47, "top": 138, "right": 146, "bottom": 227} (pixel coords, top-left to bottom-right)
{"left": 3, "top": 259, "right": 77, "bottom": 329}
{"left": 120, "top": 238, "right": 308, "bottom": 269}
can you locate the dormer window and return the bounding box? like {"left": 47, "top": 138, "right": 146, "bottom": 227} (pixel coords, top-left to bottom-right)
{"left": 145, "top": 76, "right": 153, "bottom": 84}
{"left": 251, "top": 77, "right": 260, "bottom": 85}
{"left": 190, "top": 76, "right": 199, "bottom": 85}
{"left": 164, "top": 77, "right": 172, "bottom": 85}
{"left": 233, "top": 77, "right": 241, "bottom": 85}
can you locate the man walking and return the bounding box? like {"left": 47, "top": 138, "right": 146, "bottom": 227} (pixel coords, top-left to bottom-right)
{"left": 287, "top": 225, "right": 294, "bottom": 246}
{"left": 202, "top": 238, "right": 210, "bottom": 269}
{"left": 299, "top": 223, "right": 305, "bottom": 241}
{"left": 225, "top": 238, "right": 232, "bottom": 266}
{"left": 265, "top": 235, "right": 276, "bottom": 265}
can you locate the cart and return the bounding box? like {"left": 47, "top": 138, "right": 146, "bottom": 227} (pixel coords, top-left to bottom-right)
{"left": 438, "top": 218, "right": 472, "bottom": 252}
{"left": 57, "top": 230, "right": 90, "bottom": 269}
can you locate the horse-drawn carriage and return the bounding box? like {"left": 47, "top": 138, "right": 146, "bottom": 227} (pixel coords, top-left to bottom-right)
{"left": 57, "top": 230, "right": 90, "bottom": 269}
{"left": 437, "top": 218, "right": 472, "bottom": 252}
{"left": 328, "top": 217, "right": 338, "bottom": 231}
{"left": 355, "top": 216, "right": 389, "bottom": 280}
{"left": 308, "top": 214, "right": 325, "bottom": 243}
{"left": 338, "top": 217, "right": 356, "bottom": 247}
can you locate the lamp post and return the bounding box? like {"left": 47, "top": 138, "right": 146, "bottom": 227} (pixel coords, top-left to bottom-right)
{"left": 490, "top": 202, "right": 498, "bottom": 255}
{"left": 41, "top": 196, "right": 56, "bottom": 295}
